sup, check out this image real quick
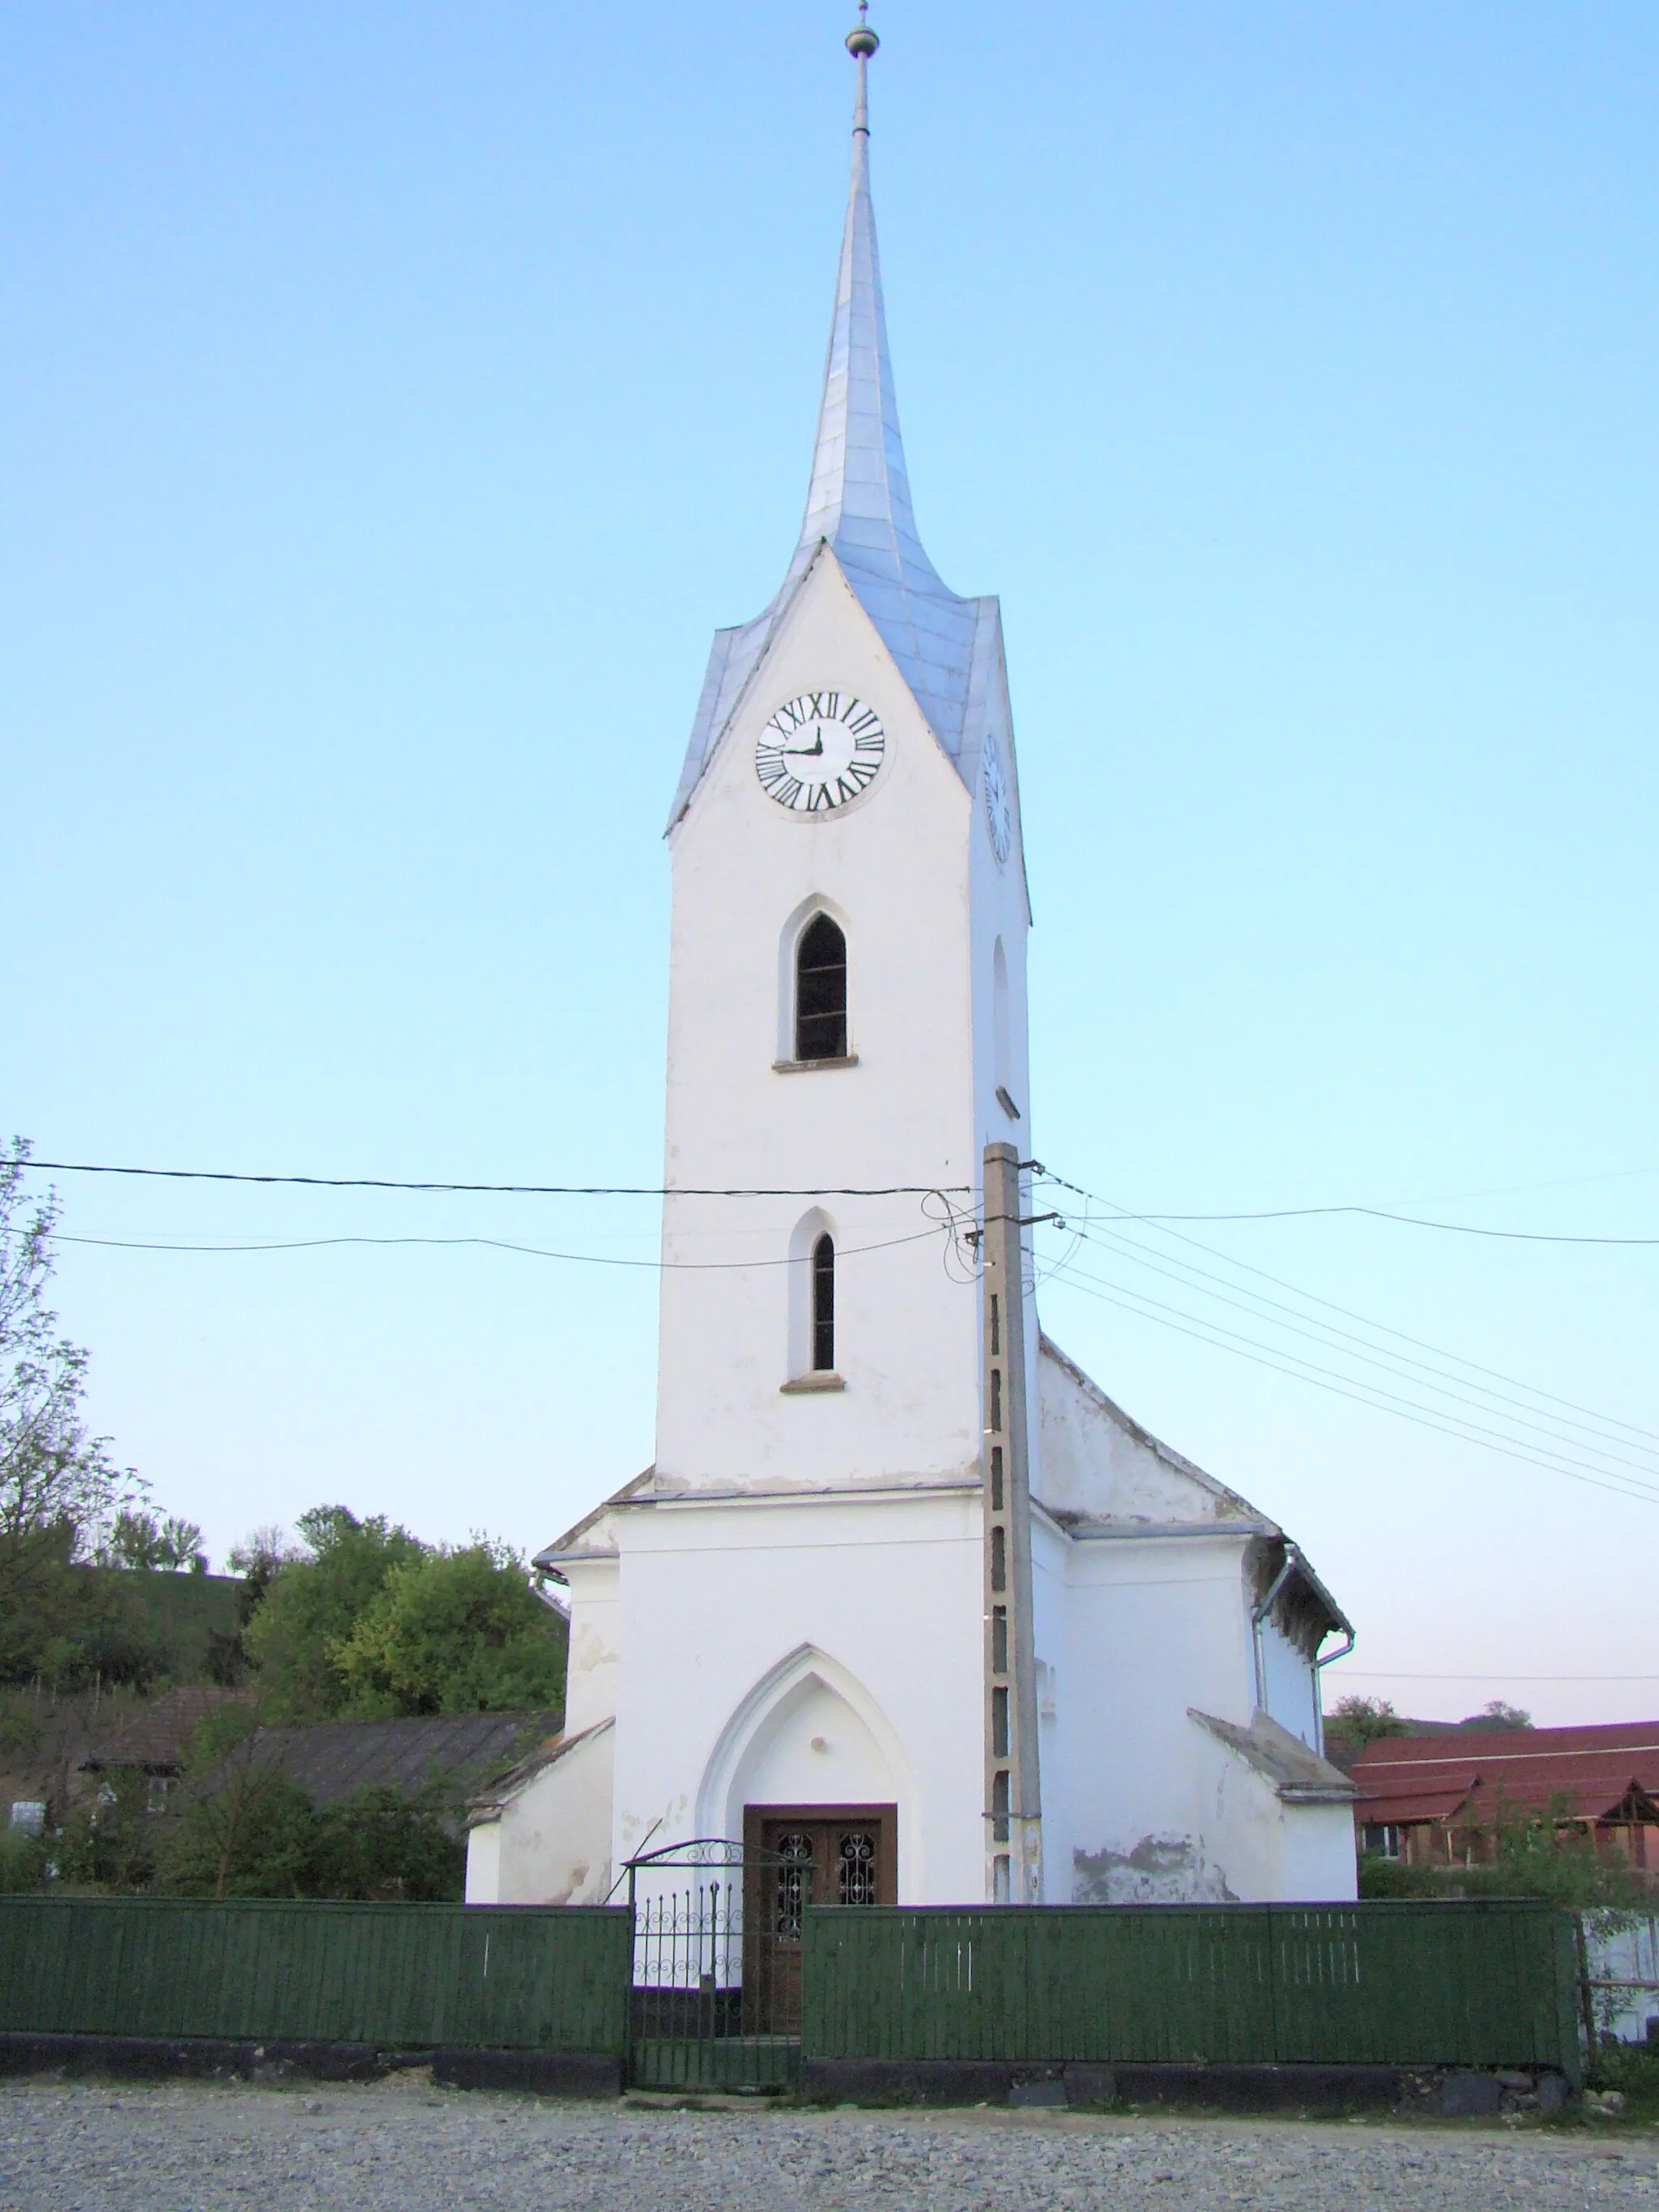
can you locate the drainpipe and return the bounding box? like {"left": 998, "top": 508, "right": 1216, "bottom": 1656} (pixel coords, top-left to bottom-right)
{"left": 1311, "top": 1628, "right": 1355, "bottom": 1758}
{"left": 1251, "top": 1546, "right": 1299, "bottom": 1715}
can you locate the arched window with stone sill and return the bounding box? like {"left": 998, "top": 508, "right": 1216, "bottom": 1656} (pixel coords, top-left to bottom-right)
{"left": 795, "top": 913, "right": 847, "bottom": 1062}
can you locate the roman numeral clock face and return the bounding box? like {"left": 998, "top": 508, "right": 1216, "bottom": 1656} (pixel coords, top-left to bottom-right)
{"left": 755, "top": 693, "right": 886, "bottom": 814}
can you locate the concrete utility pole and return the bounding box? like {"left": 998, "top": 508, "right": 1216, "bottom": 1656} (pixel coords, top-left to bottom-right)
{"left": 981, "top": 1141, "right": 1042, "bottom": 1902}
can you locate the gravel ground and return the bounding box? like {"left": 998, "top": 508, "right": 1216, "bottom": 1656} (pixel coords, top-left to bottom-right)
{"left": 2, "top": 2077, "right": 1657, "bottom": 2210}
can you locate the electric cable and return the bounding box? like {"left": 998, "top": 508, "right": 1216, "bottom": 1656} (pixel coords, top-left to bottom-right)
{"left": 25, "top": 1159, "right": 970, "bottom": 1199}
{"left": 1051, "top": 1217, "right": 1659, "bottom": 1480}
{"left": 1034, "top": 1167, "right": 1659, "bottom": 1449}
{"left": 46, "top": 1225, "right": 951, "bottom": 1272}
{"left": 1043, "top": 1261, "right": 1659, "bottom": 1508}
{"left": 1031, "top": 1169, "right": 1659, "bottom": 1246}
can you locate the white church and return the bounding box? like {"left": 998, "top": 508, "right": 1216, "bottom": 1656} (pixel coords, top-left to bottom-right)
{"left": 466, "top": 16, "right": 1358, "bottom": 1914}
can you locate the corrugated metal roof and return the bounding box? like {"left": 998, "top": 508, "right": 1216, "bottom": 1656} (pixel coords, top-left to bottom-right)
{"left": 223, "top": 1711, "right": 561, "bottom": 1812}
{"left": 1352, "top": 1721, "right": 1659, "bottom": 1826}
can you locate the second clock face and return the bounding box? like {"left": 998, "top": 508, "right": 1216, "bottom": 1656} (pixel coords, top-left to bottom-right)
{"left": 983, "top": 733, "right": 1013, "bottom": 863}
{"left": 755, "top": 692, "right": 886, "bottom": 814}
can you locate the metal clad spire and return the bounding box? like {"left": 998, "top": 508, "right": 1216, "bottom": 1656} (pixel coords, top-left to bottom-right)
{"left": 669, "top": 11, "right": 988, "bottom": 829}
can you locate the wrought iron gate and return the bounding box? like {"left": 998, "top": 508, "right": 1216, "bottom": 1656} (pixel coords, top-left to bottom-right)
{"left": 625, "top": 1837, "right": 809, "bottom": 2090}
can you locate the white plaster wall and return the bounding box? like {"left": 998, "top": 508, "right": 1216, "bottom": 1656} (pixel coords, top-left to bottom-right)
{"left": 1258, "top": 1613, "right": 1321, "bottom": 1750}
{"left": 1056, "top": 1534, "right": 1259, "bottom": 1903}
{"left": 463, "top": 1820, "right": 501, "bottom": 1905}
{"left": 1030, "top": 1514, "right": 1071, "bottom": 1903}
{"left": 467, "top": 1722, "right": 616, "bottom": 1906}
{"left": 1036, "top": 1345, "right": 1245, "bottom": 1526}
{"left": 655, "top": 552, "right": 1034, "bottom": 1498}
{"left": 658, "top": 556, "right": 983, "bottom": 1491}
{"left": 561, "top": 1555, "right": 621, "bottom": 1737}
{"left": 729, "top": 1677, "right": 895, "bottom": 1814}
{"left": 1277, "top": 1800, "right": 1359, "bottom": 1903}
{"left": 609, "top": 1487, "right": 983, "bottom": 1903}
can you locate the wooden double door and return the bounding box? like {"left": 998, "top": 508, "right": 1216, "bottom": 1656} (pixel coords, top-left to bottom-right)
{"left": 741, "top": 1803, "right": 897, "bottom": 2033}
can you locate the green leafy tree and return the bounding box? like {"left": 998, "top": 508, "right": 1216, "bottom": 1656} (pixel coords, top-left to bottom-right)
{"left": 241, "top": 1506, "right": 427, "bottom": 1720}
{"left": 1324, "top": 1696, "right": 1409, "bottom": 1754}
{"left": 1458, "top": 1700, "right": 1533, "bottom": 1733}
{"left": 53, "top": 1768, "right": 159, "bottom": 1893}
{"left": 102, "top": 1510, "right": 207, "bottom": 1573}
{"left": 0, "top": 1140, "right": 147, "bottom": 1684}
{"left": 0, "top": 1824, "right": 47, "bottom": 1894}
{"left": 334, "top": 1542, "right": 567, "bottom": 1718}
{"left": 152, "top": 1707, "right": 313, "bottom": 1899}
{"left": 307, "top": 1784, "right": 464, "bottom": 1902}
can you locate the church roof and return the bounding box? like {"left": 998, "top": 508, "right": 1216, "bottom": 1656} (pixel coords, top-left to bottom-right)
{"left": 668, "top": 19, "right": 988, "bottom": 830}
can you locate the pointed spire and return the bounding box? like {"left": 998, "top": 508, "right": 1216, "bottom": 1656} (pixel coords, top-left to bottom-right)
{"left": 796, "top": 5, "right": 942, "bottom": 601}
{"left": 668, "top": 10, "right": 988, "bottom": 828}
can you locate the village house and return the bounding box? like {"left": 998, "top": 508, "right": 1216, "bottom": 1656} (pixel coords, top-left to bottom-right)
{"left": 1350, "top": 1720, "right": 1659, "bottom": 1873}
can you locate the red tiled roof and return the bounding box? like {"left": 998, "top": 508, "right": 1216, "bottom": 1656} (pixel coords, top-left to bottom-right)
{"left": 1351, "top": 1721, "right": 1659, "bottom": 1827}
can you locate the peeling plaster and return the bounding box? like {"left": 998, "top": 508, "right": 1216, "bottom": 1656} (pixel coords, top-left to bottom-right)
{"left": 1073, "top": 1835, "right": 1238, "bottom": 1905}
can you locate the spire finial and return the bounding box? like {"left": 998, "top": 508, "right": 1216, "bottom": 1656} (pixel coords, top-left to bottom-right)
{"left": 847, "top": 4, "right": 878, "bottom": 136}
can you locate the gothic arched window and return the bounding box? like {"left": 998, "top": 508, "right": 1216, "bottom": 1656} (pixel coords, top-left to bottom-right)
{"left": 812, "top": 1234, "right": 835, "bottom": 1371}
{"left": 795, "top": 914, "right": 847, "bottom": 1062}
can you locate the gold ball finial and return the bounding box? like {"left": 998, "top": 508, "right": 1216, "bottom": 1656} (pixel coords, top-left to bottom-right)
{"left": 846, "top": 2, "right": 879, "bottom": 61}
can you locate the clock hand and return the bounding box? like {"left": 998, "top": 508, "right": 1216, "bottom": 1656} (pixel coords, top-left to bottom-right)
{"left": 782, "top": 734, "right": 825, "bottom": 757}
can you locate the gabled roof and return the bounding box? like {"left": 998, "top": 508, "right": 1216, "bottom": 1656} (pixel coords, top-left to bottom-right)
{"left": 534, "top": 1466, "right": 656, "bottom": 1575}
{"left": 209, "top": 1710, "right": 560, "bottom": 1816}
{"left": 1351, "top": 1721, "right": 1659, "bottom": 1826}
{"left": 80, "top": 1687, "right": 251, "bottom": 1775}
{"left": 464, "top": 1716, "right": 615, "bottom": 1827}
{"left": 1036, "top": 1335, "right": 1351, "bottom": 1647}
{"left": 667, "top": 33, "right": 990, "bottom": 831}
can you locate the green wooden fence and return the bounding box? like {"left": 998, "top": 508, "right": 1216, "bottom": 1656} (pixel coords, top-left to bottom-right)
{"left": 0, "top": 1899, "right": 631, "bottom": 2054}
{"left": 801, "top": 1902, "right": 1583, "bottom": 2081}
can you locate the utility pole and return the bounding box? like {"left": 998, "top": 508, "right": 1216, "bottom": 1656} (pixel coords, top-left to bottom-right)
{"left": 981, "top": 1141, "right": 1042, "bottom": 1902}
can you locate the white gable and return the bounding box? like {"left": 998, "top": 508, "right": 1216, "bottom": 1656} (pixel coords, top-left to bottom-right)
{"left": 1034, "top": 1334, "right": 1268, "bottom": 1530}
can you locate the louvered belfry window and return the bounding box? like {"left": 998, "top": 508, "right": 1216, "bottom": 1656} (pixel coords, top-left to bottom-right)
{"left": 812, "top": 1234, "right": 835, "bottom": 1371}
{"left": 795, "top": 913, "right": 847, "bottom": 1061}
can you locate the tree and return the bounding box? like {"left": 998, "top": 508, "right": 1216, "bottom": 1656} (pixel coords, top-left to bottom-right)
{"left": 205, "top": 1526, "right": 304, "bottom": 1686}
{"left": 151, "top": 1706, "right": 313, "bottom": 1900}
{"left": 307, "top": 1785, "right": 464, "bottom": 1902}
{"left": 101, "top": 1509, "right": 207, "bottom": 1573}
{"left": 1324, "top": 1696, "right": 1409, "bottom": 1752}
{"left": 53, "top": 1767, "right": 159, "bottom": 1894}
{"left": 1459, "top": 1700, "right": 1533, "bottom": 1733}
{"left": 334, "top": 1541, "right": 567, "bottom": 1717}
{"left": 241, "top": 1506, "right": 427, "bottom": 1721}
{"left": 0, "top": 1140, "right": 146, "bottom": 1681}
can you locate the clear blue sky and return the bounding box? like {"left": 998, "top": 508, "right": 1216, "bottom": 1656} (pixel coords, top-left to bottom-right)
{"left": 6, "top": 2, "right": 1656, "bottom": 1724}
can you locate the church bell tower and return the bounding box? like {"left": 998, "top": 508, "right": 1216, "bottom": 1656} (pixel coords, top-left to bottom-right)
{"left": 654, "top": 5, "right": 1035, "bottom": 1512}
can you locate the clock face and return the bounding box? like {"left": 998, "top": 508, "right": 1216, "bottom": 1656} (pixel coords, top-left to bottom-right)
{"left": 983, "top": 735, "right": 1013, "bottom": 863}
{"left": 755, "top": 692, "right": 886, "bottom": 814}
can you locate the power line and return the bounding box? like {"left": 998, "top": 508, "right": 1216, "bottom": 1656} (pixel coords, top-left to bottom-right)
{"left": 26, "top": 1160, "right": 972, "bottom": 1199}
{"left": 48, "top": 1225, "right": 949, "bottom": 1271}
{"left": 1049, "top": 1241, "right": 1659, "bottom": 1505}
{"left": 1325, "top": 1670, "right": 1659, "bottom": 1683}
{"left": 1033, "top": 1170, "right": 1659, "bottom": 1247}
{"left": 1035, "top": 1169, "right": 1659, "bottom": 1449}
{"left": 1043, "top": 1257, "right": 1659, "bottom": 1508}
{"left": 1055, "top": 1217, "right": 1659, "bottom": 1479}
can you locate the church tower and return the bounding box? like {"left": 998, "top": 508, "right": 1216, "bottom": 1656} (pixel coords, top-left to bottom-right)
{"left": 473, "top": 13, "right": 1358, "bottom": 1927}
{"left": 655, "top": 10, "right": 1034, "bottom": 1502}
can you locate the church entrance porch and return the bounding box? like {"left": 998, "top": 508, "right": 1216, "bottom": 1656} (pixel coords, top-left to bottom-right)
{"left": 625, "top": 1813, "right": 897, "bottom": 2090}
